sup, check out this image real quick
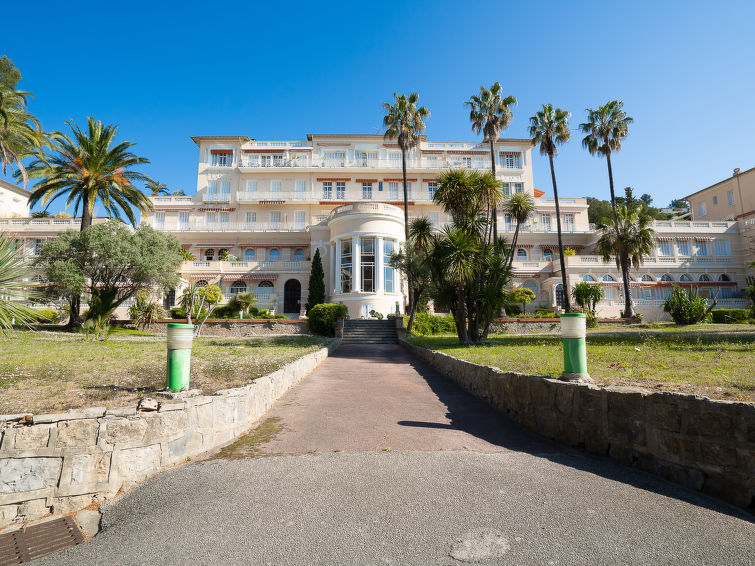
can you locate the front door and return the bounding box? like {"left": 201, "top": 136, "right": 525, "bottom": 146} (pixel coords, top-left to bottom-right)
{"left": 284, "top": 279, "right": 301, "bottom": 314}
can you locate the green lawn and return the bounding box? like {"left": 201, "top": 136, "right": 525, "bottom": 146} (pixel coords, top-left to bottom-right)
{"left": 409, "top": 324, "right": 755, "bottom": 401}
{"left": 0, "top": 330, "right": 330, "bottom": 415}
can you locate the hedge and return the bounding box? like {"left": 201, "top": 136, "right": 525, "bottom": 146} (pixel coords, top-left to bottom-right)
{"left": 308, "top": 303, "right": 348, "bottom": 336}
{"left": 406, "top": 313, "right": 457, "bottom": 335}
{"left": 710, "top": 308, "right": 752, "bottom": 324}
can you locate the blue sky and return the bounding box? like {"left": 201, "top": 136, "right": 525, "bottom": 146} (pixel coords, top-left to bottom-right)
{"left": 3, "top": 0, "right": 754, "bottom": 216}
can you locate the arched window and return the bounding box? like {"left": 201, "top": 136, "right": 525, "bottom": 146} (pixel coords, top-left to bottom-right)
{"left": 660, "top": 274, "right": 673, "bottom": 282}
{"left": 641, "top": 274, "right": 653, "bottom": 282}
{"left": 679, "top": 274, "right": 691, "bottom": 282}
{"left": 517, "top": 248, "right": 527, "bottom": 259}
{"left": 583, "top": 274, "right": 595, "bottom": 282}
{"left": 257, "top": 280, "right": 274, "bottom": 289}
{"left": 204, "top": 249, "right": 214, "bottom": 261}
{"left": 218, "top": 248, "right": 228, "bottom": 259}
{"left": 555, "top": 284, "right": 565, "bottom": 307}
{"left": 718, "top": 274, "right": 731, "bottom": 282}
{"left": 542, "top": 249, "right": 553, "bottom": 260}
{"left": 293, "top": 248, "right": 305, "bottom": 261}
{"left": 244, "top": 248, "right": 256, "bottom": 261}
{"left": 602, "top": 274, "right": 614, "bottom": 282}
{"left": 699, "top": 274, "right": 711, "bottom": 282}
{"left": 523, "top": 280, "right": 539, "bottom": 299}
{"left": 195, "top": 280, "right": 208, "bottom": 288}
{"left": 268, "top": 248, "right": 280, "bottom": 261}
{"left": 230, "top": 280, "right": 247, "bottom": 294}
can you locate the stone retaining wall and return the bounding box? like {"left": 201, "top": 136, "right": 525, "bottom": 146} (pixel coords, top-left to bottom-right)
{"left": 145, "top": 319, "right": 309, "bottom": 337}
{"left": 0, "top": 342, "right": 338, "bottom": 529}
{"left": 401, "top": 340, "right": 755, "bottom": 511}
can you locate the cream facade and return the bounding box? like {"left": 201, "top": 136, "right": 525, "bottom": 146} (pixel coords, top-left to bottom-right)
{"left": 0, "top": 179, "right": 32, "bottom": 218}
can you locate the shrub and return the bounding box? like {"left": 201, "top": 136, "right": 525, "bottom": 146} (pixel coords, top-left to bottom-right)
{"left": 504, "top": 304, "right": 521, "bottom": 317}
{"left": 308, "top": 303, "right": 348, "bottom": 336}
{"left": 663, "top": 286, "right": 711, "bottom": 325}
{"left": 128, "top": 290, "right": 166, "bottom": 329}
{"left": 710, "top": 308, "right": 751, "bottom": 324}
{"left": 407, "top": 313, "right": 457, "bottom": 336}
{"left": 572, "top": 282, "right": 603, "bottom": 314}
{"left": 34, "top": 308, "right": 61, "bottom": 323}
{"left": 369, "top": 309, "right": 384, "bottom": 320}
{"left": 563, "top": 247, "right": 576, "bottom": 256}
{"left": 533, "top": 308, "right": 556, "bottom": 318}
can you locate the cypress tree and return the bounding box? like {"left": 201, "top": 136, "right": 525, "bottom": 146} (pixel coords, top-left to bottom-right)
{"left": 307, "top": 248, "right": 325, "bottom": 311}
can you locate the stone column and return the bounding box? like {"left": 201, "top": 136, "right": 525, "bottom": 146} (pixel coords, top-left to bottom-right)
{"left": 352, "top": 236, "right": 361, "bottom": 293}
{"left": 376, "top": 236, "right": 384, "bottom": 293}
{"left": 335, "top": 240, "right": 342, "bottom": 294}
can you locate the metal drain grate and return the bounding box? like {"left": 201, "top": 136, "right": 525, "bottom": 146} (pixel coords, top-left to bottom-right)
{"left": 0, "top": 516, "right": 84, "bottom": 565}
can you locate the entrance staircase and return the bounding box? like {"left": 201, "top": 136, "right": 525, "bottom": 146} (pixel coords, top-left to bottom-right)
{"left": 342, "top": 319, "right": 398, "bottom": 344}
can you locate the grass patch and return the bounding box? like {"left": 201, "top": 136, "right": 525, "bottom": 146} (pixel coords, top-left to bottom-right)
{"left": 409, "top": 325, "right": 755, "bottom": 401}
{"left": 210, "top": 417, "right": 283, "bottom": 460}
{"left": 0, "top": 331, "right": 330, "bottom": 415}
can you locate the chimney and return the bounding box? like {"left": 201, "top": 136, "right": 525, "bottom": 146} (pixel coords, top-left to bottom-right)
{"left": 733, "top": 168, "right": 741, "bottom": 176}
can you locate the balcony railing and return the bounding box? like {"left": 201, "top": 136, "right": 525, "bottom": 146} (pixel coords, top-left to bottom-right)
{"left": 202, "top": 194, "right": 231, "bottom": 203}
{"left": 236, "top": 191, "right": 311, "bottom": 201}
{"left": 161, "top": 221, "right": 307, "bottom": 232}
{"left": 231, "top": 157, "right": 519, "bottom": 170}
{"left": 182, "top": 260, "right": 310, "bottom": 273}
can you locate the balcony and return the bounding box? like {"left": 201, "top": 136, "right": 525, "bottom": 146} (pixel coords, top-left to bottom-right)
{"left": 232, "top": 156, "right": 518, "bottom": 171}
{"left": 564, "top": 254, "right": 735, "bottom": 267}
{"left": 181, "top": 260, "right": 310, "bottom": 273}
{"left": 236, "top": 191, "right": 311, "bottom": 202}
{"left": 151, "top": 196, "right": 194, "bottom": 204}
{"left": 0, "top": 217, "right": 110, "bottom": 231}
{"left": 161, "top": 221, "right": 307, "bottom": 233}
{"left": 202, "top": 194, "right": 231, "bottom": 204}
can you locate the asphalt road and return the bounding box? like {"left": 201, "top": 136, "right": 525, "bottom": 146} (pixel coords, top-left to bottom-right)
{"left": 38, "top": 345, "right": 755, "bottom": 565}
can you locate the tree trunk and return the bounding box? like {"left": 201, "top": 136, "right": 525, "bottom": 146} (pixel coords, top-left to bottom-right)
{"left": 490, "top": 138, "right": 497, "bottom": 242}
{"left": 406, "top": 284, "right": 423, "bottom": 335}
{"left": 549, "top": 153, "right": 571, "bottom": 313}
{"left": 67, "top": 194, "right": 93, "bottom": 327}
{"left": 621, "top": 254, "right": 633, "bottom": 318}
{"left": 80, "top": 193, "right": 92, "bottom": 232}
{"left": 66, "top": 295, "right": 80, "bottom": 327}
{"left": 456, "top": 284, "right": 468, "bottom": 343}
{"left": 508, "top": 223, "right": 521, "bottom": 268}
{"left": 605, "top": 149, "right": 618, "bottom": 225}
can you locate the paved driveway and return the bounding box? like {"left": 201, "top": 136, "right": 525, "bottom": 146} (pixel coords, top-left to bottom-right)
{"left": 39, "top": 345, "right": 754, "bottom": 565}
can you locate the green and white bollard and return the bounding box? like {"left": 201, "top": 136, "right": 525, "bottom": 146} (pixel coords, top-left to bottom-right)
{"left": 560, "top": 313, "right": 591, "bottom": 383}
{"left": 166, "top": 323, "right": 194, "bottom": 391}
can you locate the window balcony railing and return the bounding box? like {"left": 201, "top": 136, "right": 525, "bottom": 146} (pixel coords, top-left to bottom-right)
{"left": 236, "top": 191, "right": 311, "bottom": 201}
{"left": 202, "top": 194, "right": 231, "bottom": 203}
{"left": 181, "top": 260, "right": 310, "bottom": 273}
{"left": 162, "top": 221, "right": 307, "bottom": 233}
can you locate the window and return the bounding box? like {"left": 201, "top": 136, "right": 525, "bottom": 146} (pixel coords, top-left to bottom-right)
{"left": 246, "top": 180, "right": 258, "bottom": 194}
{"left": 461, "top": 157, "right": 472, "bottom": 168}
{"left": 211, "top": 151, "right": 232, "bottom": 166}
{"left": 207, "top": 181, "right": 218, "bottom": 198}
{"left": 362, "top": 182, "right": 373, "bottom": 200}
{"left": 269, "top": 211, "right": 282, "bottom": 227}
{"left": 388, "top": 152, "right": 401, "bottom": 167}
{"left": 389, "top": 182, "right": 399, "bottom": 200}
{"left": 356, "top": 150, "right": 378, "bottom": 165}
{"left": 268, "top": 248, "right": 280, "bottom": 261}
{"left": 245, "top": 212, "right": 257, "bottom": 226}
{"left": 322, "top": 182, "right": 332, "bottom": 199}
{"left": 501, "top": 152, "right": 521, "bottom": 169}
{"left": 294, "top": 211, "right": 306, "bottom": 229}
{"left": 230, "top": 281, "right": 247, "bottom": 294}
{"left": 295, "top": 180, "right": 306, "bottom": 195}
{"left": 695, "top": 240, "right": 710, "bottom": 256}
{"left": 270, "top": 180, "right": 282, "bottom": 193}
{"left": 220, "top": 181, "right": 230, "bottom": 199}
{"left": 324, "top": 151, "right": 346, "bottom": 167}
{"left": 542, "top": 248, "right": 553, "bottom": 260}
{"left": 583, "top": 274, "right": 595, "bottom": 282}
{"left": 219, "top": 212, "right": 229, "bottom": 228}
{"left": 714, "top": 240, "right": 731, "bottom": 256}
{"left": 563, "top": 214, "right": 575, "bottom": 230}
{"left": 195, "top": 279, "right": 209, "bottom": 287}
{"left": 718, "top": 274, "right": 730, "bottom": 282}
{"left": 514, "top": 183, "right": 524, "bottom": 193}
{"left": 679, "top": 274, "right": 691, "bottom": 282}
{"left": 720, "top": 287, "right": 733, "bottom": 299}
{"left": 727, "top": 190, "right": 735, "bottom": 206}
{"left": 516, "top": 248, "right": 527, "bottom": 259}
{"left": 341, "top": 239, "right": 352, "bottom": 293}
{"left": 660, "top": 274, "right": 673, "bottom": 282}
{"left": 474, "top": 157, "right": 485, "bottom": 169}
{"left": 503, "top": 214, "right": 512, "bottom": 231}
{"left": 428, "top": 182, "right": 438, "bottom": 200}
{"left": 218, "top": 248, "right": 228, "bottom": 259}
{"left": 712, "top": 196, "right": 718, "bottom": 205}
{"left": 541, "top": 214, "right": 551, "bottom": 231}
{"left": 697, "top": 202, "right": 707, "bottom": 217}
{"left": 293, "top": 248, "right": 305, "bottom": 261}
{"left": 257, "top": 280, "right": 273, "bottom": 291}
{"left": 676, "top": 240, "right": 691, "bottom": 256}
{"left": 361, "top": 237, "right": 375, "bottom": 292}
{"left": 204, "top": 249, "right": 214, "bottom": 261}
{"left": 602, "top": 274, "right": 615, "bottom": 282}
{"left": 699, "top": 274, "right": 711, "bottom": 282}
{"left": 244, "top": 248, "right": 256, "bottom": 261}
{"left": 205, "top": 212, "right": 217, "bottom": 226}
{"left": 641, "top": 274, "right": 653, "bottom": 282}
{"left": 273, "top": 155, "right": 284, "bottom": 167}
{"left": 658, "top": 241, "right": 673, "bottom": 256}
{"left": 384, "top": 239, "right": 395, "bottom": 293}
{"left": 154, "top": 213, "right": 165, "bottom": 230}
{"left": 178, "top": 212, "right": 189, "bottom": 230}
{"left": 555, "top": 284, "right": 565, "bottom": 307}
{"left": 336, "top": 181, "right": 346, "bottom": 200}
{"left": 501, "top": 183, "right": 511, "bottom": 197}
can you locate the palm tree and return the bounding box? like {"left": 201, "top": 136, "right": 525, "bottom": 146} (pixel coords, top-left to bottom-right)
{"left": 0, "top": 233, "right": 40, "bottom": 330}
{"left": 529, "top": 104, "right": 572, "bottom": 312}
{"left": 579, "top": 101, "right": 633, "bottom": 223}
{"left": 25, "top": 117, "right": 153, "bottom": 232}
{"left": 0, "top": 85, "right": 45, "bottom": 186}
{"left": 145, "top": 179, "right": 169, "bottom": 196}
{"left": 466, "top": 82, "right": 517, "bottom": 240}
{"left": 595, "top": 204, "right": 655, "bottom": 319}
{"left": 382, "top": 93, "right": 430, "bottom": 240}
{"left": 503, "top": 191, "right": 535, "bottom": 268}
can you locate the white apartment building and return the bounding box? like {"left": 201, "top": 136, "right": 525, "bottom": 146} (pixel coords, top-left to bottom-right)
{"left": 141, "top": 134, "right": 751, "bottom": 319}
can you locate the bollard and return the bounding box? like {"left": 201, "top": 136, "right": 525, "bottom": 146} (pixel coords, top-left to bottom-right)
{"left": 166, "top": 323, "right": 194, "bottom": 391}
{"left": 560, "top": 313, "right": 591, "bottom": 383}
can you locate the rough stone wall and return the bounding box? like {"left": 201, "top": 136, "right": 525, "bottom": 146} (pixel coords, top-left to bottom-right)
{"left": 145, "top": 319, "right": 309, "bottom": 337}
{"left": 401, "top": 340, "right": 755, "bottom": 511}
{"left": 488, "top": 320, "right": 560, "bottom": 334}
{"left": 0, "top": 342, "right": 337, "bottom": 529}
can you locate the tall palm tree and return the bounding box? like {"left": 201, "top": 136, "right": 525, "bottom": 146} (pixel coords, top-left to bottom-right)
{"left": 595, "top": 204, "right": 655, "bottom": 318}
{"left": 579, "top": 101, "right": 633, "bottom": 223}
{"left": 382, "top": 93, "right": 430, "bottom": 240}
{"left": 0, "top": 85, "right": 45, "bottom": 186}
{"left": 529, "top": 104, "right": 572, "bottom": 312}
{"left": 145, "top": 179, "right": 169, "bottom": 196}
{"left": 466, "top": 82, "right": 517, "bottom": 240}
{"left": 25, "top": 117, "right": 153, "bottom": 232}
{"left": 503, "top": 191, "right": 535, "bottom": 268}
